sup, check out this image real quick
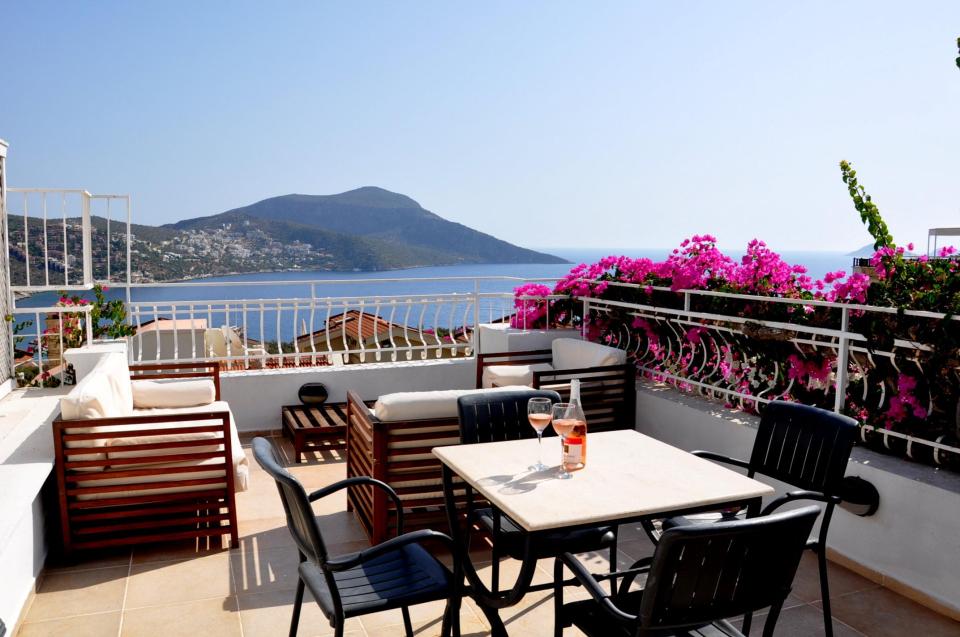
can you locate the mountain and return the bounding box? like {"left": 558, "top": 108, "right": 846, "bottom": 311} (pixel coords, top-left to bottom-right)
{"left": 5, "top": 189, "right": 566, "bottom": 286}
{"left": 168, "top": 187, "right": 567, "bottom": 266}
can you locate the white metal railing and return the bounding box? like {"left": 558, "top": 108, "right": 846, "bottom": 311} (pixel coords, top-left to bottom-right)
{"left": 5, "top": 188, "right": 131, "bottom": 293}
{"left": 121, "top": 278, "right": 563, "bottom": 371}
{"left": 11, "top": 304, "right": 93, "bottom": 388}
{"left": 578, "top": 283, "right": 960, "bottom": 464}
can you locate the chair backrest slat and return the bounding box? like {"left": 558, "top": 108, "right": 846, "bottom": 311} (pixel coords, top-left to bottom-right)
{"left": 457, "top": 389, "right": 562, "bottom": 445}
{"left": 638, "top": 505, "right": 820, "bottom": 631}
{"left": 750, "top": 401, "right": 857, "bottom": 494}
{"left": 252, "top": 437, "right": 329, "bottom": 564}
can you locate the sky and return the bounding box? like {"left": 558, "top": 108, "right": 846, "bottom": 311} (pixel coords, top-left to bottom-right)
{"left": 2, "top": 1, "right": 959, "bottom": 254}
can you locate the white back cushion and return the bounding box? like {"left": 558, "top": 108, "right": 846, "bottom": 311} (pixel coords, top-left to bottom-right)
{"left": 374, "top": 385, "right": 530, "bottom": 422}
{"left": 61, "top": 367, "right": 124, "bottom": 420}
{"left": 480, "top": 363, "right": 554, "bottom": 389}
{"left": 98, "top": 352, "right": 134, "bottom": 415}
{"left": 132, "top": 379, "right": 216, "bottom": 409}
{"left": 552, "top": 338, "right": 626, "bottom": 370}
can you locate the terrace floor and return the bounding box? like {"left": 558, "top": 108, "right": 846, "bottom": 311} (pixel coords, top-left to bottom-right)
{"left": 14, "top": 433, "right": 960, "bottom": 637}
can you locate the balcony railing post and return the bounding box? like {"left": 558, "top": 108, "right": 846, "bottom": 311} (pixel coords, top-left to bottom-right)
{"left": 833, "top": 306, "right": 851, "bottom": 414}
{"left": 81, "top": 192, "right": 92, "bottom": 286}
{"left": 472, "top": 279, "right": 480, "bottom": 354}
{"left": 581, "top": 298, "right": 589, "bottom": 339}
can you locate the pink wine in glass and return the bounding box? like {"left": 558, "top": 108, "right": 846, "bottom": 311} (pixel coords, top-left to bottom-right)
{"left": 528, "top": 412, "right": 552, "bottom": 433}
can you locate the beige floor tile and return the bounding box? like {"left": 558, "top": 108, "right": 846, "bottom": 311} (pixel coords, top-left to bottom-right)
{"left": 235, "top": 516, "right": 297, "bottom": 553}
{"left": 121, "top": 597, "right": 242, "bottom": 637}
{"left": 25, "top": 566, "right": 128, "bottom": 621}
{"left": 236, "top": 588, "right": 361, "bottom": 637}
{"left": 818, "top": 587, "right": 960, "bottom": 637}
{"left": 131, "top": 537, "right": 232, "bottom": 564}
{"left": 124, "top": 552, "right": 233, "bottom": 609}
{"left": 231, "top": 546, "right": 302, "bottom": 595}
{"left": 16, "top": 611, "right": 121, "bottom": 637}
{"left": 42, "top": 547, "right": 132, "bottom": 573}
{"left": 729, "top": 603, "right": 864, "bottom": 636}
{"left": 791, "top": 552, "right": 879, "bottom": 603}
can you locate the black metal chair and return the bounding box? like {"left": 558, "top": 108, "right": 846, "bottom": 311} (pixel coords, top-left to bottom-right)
{"left": 646, "top": 400, "right": 858, "bottom": 637}
{"left": 456, "top": 390, "right": 618, "bottom": 594}
{"left": 555, "top": 505, "right": 821, "bottom": 637}
{"left": 251, "top": 437, "right": 462, "bottom": 637}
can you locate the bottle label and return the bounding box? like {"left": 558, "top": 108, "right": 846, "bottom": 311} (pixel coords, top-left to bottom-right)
{"left": 563, "top": 437, "right": 583, "bottom": 465}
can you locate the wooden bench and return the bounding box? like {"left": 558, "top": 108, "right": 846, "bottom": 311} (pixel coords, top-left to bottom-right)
{"left": 344, "top": 376, "right": 635, "bottom": 544}
{"left": 345, "top": 391, "right": 472, "bottom": 544}
{"left": 281, "top": 402, "right": 368, "bottom": 463}
{"left": 53, "top": 362, "right": 240, "bottom": 553}
{"left": 477, "top": 350, "right": 637, "bottom": 431}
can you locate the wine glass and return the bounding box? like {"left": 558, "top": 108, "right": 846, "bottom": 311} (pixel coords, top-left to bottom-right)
{"left": 527, "top": 397, "right": 553, "bottom": 471}
{"left": 551, "top": 402, "right": 575, "bottom": 480}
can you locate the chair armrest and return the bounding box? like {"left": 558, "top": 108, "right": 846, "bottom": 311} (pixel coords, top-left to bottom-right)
{"left": 607, "top": 556, "right": 653, "bottom": 596}
{"left": 691, "top": 450, "right": 752, "bottom": 471}
{"left": 557, "top": 553, "right": 638, "bottom": 624}
{"left": 325, "top": 529, "right": 456, "bottom": 572}
{"left": 762, "top": 490, "right": 839, "bottom": 516}
{"left": 309, "top": 476, "right": 405, "bottom": 533}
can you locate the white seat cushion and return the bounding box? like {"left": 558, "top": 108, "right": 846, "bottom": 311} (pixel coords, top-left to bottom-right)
{"left": 120, "top": 401, "right": 249, "bottom": 491}
{"left": 481, "top": 363, "right": 554, "bottom": 389}
{"left": 551, "top": 338, "right": 626, "bottom": 370}
{"left": 374, "top": 386, "right": 531, "bottom": 422}
{"left": 132, "top": 379, "right": 216, "bottom": 409}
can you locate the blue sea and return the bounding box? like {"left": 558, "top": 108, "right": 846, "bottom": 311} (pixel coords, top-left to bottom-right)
{"left": 18, "top": 249, "right": 851, "bottom": 305}
{"left": 17, "top": 250, "right": 850, "bottom": 343}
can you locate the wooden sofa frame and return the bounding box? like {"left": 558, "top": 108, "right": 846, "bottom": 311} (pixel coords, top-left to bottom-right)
{"left": 476, "top": 350, "right": 637, "bottom": 432}
{"left": 345, "top": 355, "right": 636, "bottom": 543}
{"left": 52, "top": 362, "right": 239, "bottom": 553}
{"left": 346, "top": 390, "right": 474, "bottom": 544}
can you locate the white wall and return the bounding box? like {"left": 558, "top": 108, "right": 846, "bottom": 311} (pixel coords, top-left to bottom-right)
{"left": 220, "top": 358, "right": 476, "bottom": 431}
{"left": 222, "top": 325, "right": 583, "bottom": 432}
{"left": 0, "top": 390, "right": 65, "bottom": 631}
{"left": 0, "top": 492, "right": 46, "bottom": 630}
{"left": 635, "top": 383, "right": 960, "bottom": 616}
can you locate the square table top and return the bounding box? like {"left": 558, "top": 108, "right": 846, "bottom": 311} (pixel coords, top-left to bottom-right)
{"left": 433, "top": 429, "right": 775, "bottom": 532}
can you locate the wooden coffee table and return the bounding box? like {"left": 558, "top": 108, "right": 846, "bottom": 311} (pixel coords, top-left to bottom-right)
{"left": 281, "top": 400, "right": 373, "bottom": 463}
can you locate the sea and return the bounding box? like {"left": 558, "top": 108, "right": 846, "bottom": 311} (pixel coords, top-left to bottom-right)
{"left": 16, "top": 250, "right": 851, "bottom": 343}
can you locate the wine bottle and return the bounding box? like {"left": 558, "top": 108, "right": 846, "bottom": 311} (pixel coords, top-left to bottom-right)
{"left": 562, "top": 379, "right": 587, "bottom": 471}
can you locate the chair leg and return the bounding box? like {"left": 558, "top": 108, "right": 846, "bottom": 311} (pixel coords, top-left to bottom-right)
{"left": 741, "top": 611, "right": 753, "bottom": 636}
{"left": 817, "top": 507, "right": 836, "bottom": 637}
{"left": 817, "top": 546, "right": 834, "bottom": 637}
{"left": 761, "top": 601, "right": 784, "bottom": 637}
{"left": 289, "top": 577, "right": 305, "bottom": 637}
{"left": 402, "top": 606, "right": 414, "bottom": 637}
{"left": 553, "top": 558, "right": 565, "bottom": 637}
{"left": 441, "top": 594, "right": 462, "bottom": 637}
{"left": 491, "top": 510, "right": 501, "bottom": 595}
{"left": 608, "top": 527, "right": 619, "bottom": 596}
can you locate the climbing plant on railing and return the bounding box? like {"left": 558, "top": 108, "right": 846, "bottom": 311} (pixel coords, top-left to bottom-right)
{"left": 839, "top": 160, "right": 893, "bottom": 250}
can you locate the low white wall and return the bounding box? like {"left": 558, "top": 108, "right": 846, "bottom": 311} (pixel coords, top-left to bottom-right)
{"left": 220, "top": 358, "right": 476, "bottom": 431}
{"left": 0, "top": 390, "right": 65, "bottom": 630}
{"left": 636, "top": 383, "right": 960, "bottom": 616}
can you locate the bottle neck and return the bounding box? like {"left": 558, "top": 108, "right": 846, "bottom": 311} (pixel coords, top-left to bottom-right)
{"left": 570, "top": 379, "right": 581, "bottom": 404}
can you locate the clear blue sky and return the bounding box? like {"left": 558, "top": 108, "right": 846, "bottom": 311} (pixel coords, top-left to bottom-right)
{"left": 2, "top": 2, "right": 958, "bottom": 252}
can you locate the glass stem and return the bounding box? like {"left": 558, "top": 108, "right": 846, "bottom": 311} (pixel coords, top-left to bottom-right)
{"left": 537, "top": 432, "right": 543, "bottom": 466}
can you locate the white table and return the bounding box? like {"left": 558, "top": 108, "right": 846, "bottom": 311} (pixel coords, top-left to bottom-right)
{"left": 434, "top": 429, "right": 774, "bottom": 635}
